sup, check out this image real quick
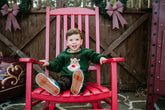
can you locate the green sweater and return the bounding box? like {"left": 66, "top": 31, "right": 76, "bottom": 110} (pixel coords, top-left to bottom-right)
{"left": 47, "top": 47, "right": 107, "bottom": 79}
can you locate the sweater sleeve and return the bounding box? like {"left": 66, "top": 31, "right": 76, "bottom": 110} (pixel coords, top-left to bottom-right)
{"left": 87, "top": 49, "right": 108, "bottom": 64}
{"left": 46, "top": 55, "right": 64, "bottom": 73}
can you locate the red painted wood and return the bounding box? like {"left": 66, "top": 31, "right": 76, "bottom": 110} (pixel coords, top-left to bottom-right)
{"left": 33, "top": 88, "right": 44, "bottom": 94}
{"left": 92, "top": 102, "right": 98, "bottom": 109}
{"left": 49, "top": 104, "right": 55, "bottom": 110}
{"left": 102, "top": 58, "right": 125, "bottom": 63}
{"left": 88, "top": 82, "right": 109, "bottom": 92}
{"left": 31, "top": 90, "right": 112, "bottom": 103}
{"left": 50, "top": 7, "right": 96, "bottom": 15}
{"left": 19, "top": 7, "right": 124, "bottom": 110}
{"left": 62, "top": 90, "right": 71, "bottom": 97}
{"left": 103, "top": 98, "right": 112, "bottom": 105}
{"left": 111, "top": 62, "right": 118, "bottom": 110}
{"left": 63, "top": 15, "right": 67, "bottom": 50}
{"left": 32, "top": 100, "right": 42, "bottom": 107}
{"left": 45, "top": 7, "right": 50, "bottom": 76}
{"left": 95, "top": 6, "right": 101, "bottom": 86}
{"left": 44, "top": 101, "right": 49, "bottom": 110}
{"left": 78, "top": 15, "right": 82, "bottom": 31}
{"left": 41, "top": 90, "right": 50, "bottom": 96}
{"left": 95, "top": 6, "right": 100, "bottom": 53}
{"left": 19, "top": 58, "right": 44, "bottom": 64}
{"left": 85, "top": 15, "right": 89, "bottom": 48}
{"left": 96, "top": 64, "right": 101, "bottom": 86}
{"left": 86, "top": 85, "right": 101, "bottom": 95}
{"left": 25, "top": 63, "right": 33, "bottom": 110}
{"left": 56, "top": 15, "right": 61, "bottom": 56}
{"left": 71, "top": 15, "right": 75, "bottom": 29}
{"left": 82, "top": 89, "right": 91, "bottom": 96}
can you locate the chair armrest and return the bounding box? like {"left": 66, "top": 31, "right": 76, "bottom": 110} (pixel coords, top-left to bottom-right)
{"left": 19, "top": 58, "right": 44, "bottom": 65}
{"left": 102, "top": 58, "right": 124, "bottom": 64}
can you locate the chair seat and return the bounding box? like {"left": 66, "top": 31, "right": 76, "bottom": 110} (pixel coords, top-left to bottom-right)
{"left": 32, "top": 82, "right": 112, "bottom": 103}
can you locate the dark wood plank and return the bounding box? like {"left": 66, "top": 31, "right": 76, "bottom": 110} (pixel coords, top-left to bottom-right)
{"left": 10, "top": 17, "right": 56, "bottom": 57}
{"left": 111, "top": 51, "right": 146, "bottom": 84}
{"left": 102, "top": 13, "right": 150, "bottom": 56}
{"left": 0, "top": 32, "right": 44, "bottom": 73}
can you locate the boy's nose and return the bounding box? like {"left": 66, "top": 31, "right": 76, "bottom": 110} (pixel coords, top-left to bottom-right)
{"left": 72, "top": 41, "right": 76, "bottom": 43}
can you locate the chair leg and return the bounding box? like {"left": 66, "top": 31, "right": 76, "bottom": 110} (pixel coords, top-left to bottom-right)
{"left": 42, "top": 107, "right": 48, "bottom": 110}
{"left": 25, "top": 98, "right": 32, "bottom": 110}
{"left": 42, "top": 101, "right": 50, "bottom": 110}
{"left": 92, "top": 102, "right": 98, "bottom": 109}
{"left": 97, "top": 101, "right": 103, "bottom": 109}
{"left": 49, "top": 104, "right": 55, "bottom": 110}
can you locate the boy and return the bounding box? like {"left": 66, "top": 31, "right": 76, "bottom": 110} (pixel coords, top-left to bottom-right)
{"left": 36, "top": 28, "right": 108, "bottom": 95}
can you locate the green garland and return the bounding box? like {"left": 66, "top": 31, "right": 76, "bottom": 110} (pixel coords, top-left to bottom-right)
{"left": 92, "top": 0, "right": 107, "bottom": 17}
{"left": 0, "top": 0, "right": 32, "bottom": 16}
{"left": 1, "top": 0, "right": 127, "bottom": 17}
{"left": 0, "top": 0, "right": 8, "bottom": 8}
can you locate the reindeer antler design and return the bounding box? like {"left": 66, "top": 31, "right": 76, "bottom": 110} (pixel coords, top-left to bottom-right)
{"left": 76, "top": 54, "right": 80, "bottom": 59}
{"left": 71, "top": 54, "right": 74, "bottom": 59}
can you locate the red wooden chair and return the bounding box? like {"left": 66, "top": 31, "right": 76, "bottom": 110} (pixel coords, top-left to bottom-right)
{"left": 19, "top": 7, "right": 124, "bottom": 110}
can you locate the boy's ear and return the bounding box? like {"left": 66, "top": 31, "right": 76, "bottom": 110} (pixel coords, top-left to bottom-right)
{"left": 81, "top": 39, "right": 83, "bottom": 46}
{"left": 66, "top": 40, "right": 68, "bottom": 46}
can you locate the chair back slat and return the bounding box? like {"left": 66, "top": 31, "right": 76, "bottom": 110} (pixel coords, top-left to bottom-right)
{"left": 45, "top": 7, "right": 51, "bottom": 76}
{"left": 78, "top": 15, "right": 82, "bottom": 31}
{"left": 46, "top": 7, "right": 50, "bottom": 61}
{"left": 95, "top": 7, "right": 100, "bottom": 53}
{"left": 85, "top": 15, "right": 89, "bottom": 48}
{"left": 63, "top": 15, "right": 68, "bottom": 50}
{"left": 56, "top": 15, "right": 61, "bottom": 56}
{"left": 71, "top": 15, "right": 75, "bottom": 29}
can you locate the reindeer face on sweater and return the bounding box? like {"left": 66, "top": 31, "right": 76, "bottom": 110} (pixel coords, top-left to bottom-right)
{"left": 67, "top": 55, "right": 80, "bottom": 72}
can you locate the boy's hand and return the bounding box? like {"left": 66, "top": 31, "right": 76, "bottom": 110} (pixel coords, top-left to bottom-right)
{"left": 39, "top": 60, "right": 49, "bottom": 67}
{"left": 100, "top": 57, "right": 108, "bottom": 65}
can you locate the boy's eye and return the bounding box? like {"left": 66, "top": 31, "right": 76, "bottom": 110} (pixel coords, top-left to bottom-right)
{"left": 76, "top": 39, "right": 79, "bottom": 41}
{"left": 69, "top": 39, "right": 73, "bottom": 41}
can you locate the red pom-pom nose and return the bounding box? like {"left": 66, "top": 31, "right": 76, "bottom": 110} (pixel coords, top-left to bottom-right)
{"left": 71, "top": 65, "right": 75, "bottom": 68}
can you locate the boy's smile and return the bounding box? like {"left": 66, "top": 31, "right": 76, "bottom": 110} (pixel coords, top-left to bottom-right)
{"left": 66, "top": 34, "right": 83, "bottom": 52}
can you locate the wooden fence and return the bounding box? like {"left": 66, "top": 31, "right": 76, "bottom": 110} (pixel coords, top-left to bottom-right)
{"left": 0, "top": 0, "right": 152, "bottom": 91}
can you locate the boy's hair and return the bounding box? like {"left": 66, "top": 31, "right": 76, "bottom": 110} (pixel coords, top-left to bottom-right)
{"left": 66, "top": 28, "right": 83, "bottom": 39}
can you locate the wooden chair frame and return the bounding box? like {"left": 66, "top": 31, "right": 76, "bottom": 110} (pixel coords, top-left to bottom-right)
{"left": 19, "top": 7, "right": 124, "bottom": 110}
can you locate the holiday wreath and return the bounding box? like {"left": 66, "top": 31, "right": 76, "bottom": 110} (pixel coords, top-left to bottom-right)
{"left": 93, "top": 0, "right": 128, "bottom": 29}
{"left": 0, "top": 0, "right": 32, "bottom": 31}
{"left": 93, "top": 0, "right": 127, "bottom": 17}
{"left": 0, "top": 0, "right": 32, "bottom": 16}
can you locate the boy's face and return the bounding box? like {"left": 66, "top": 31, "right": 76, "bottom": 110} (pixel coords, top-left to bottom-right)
{"left": 66, "top": 34, "right": 83, "bottom": 52}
